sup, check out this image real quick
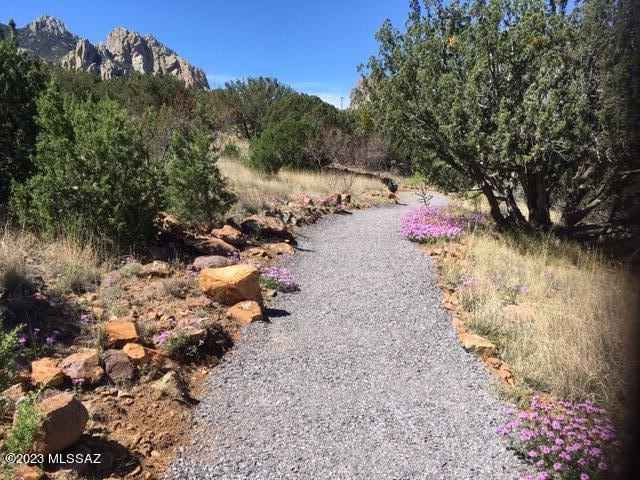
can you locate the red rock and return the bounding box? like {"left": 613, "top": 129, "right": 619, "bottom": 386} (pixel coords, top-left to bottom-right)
{"left": 59, "top": 349, "right": 104, "bottom": 384}
{"left": 30, "top": 358, "right": 64, "bottom": 387}
{"left": 30, "top": 393, "right": 88, "bottom": 454}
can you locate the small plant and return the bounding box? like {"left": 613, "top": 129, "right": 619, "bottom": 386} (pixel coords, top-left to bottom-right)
{"left": 71, "top": 377, "right": 87, "bottom": 396}
{"left": 259, "top": 266, "right": 299, "bottom": 292}
{"left": 220, "top": 141, "right": 240, "bottom": 158}
{"left": 0, "top": 319, "right": 23, "bottom": 390}
{"left": 3, "top": 388, "right": 43, "bottom": 455}
{"left": 119, "top": 261, "right": 142, "bottom": 279}
{"left": 496, "top": 395, "right": 621, "bottom": 480}
{"left": 158, "top": 329, "right": 201, "bottom": 360}
{"left": 161, "top": 277, "right": 197, "bottom": 299}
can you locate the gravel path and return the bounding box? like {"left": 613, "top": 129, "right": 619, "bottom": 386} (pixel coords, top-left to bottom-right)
{"left": 168, "top": 193, "right": 527, "bottom": 479}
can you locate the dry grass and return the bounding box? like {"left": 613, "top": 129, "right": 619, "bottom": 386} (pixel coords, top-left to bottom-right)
{"left": 218, "top": 157, "right": 389, "bottom": 213}
{"left": 1, "top": 228, "right": 103, "bottom": 296}
{"left": 441, "top": 230, "right": 638, "bottom": 420}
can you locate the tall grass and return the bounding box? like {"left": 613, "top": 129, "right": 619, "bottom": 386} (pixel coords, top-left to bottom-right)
{"left": 441, "top": 230, "right": 638, "bottom": 422}
{"left": 218, "top": 158, "right": 388, "bottom": 212}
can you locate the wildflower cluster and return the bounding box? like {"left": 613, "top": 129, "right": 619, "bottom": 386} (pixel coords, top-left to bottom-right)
{"left": 259, "top": 266, "right": 298, "bottom": 292}
{"left": 496, "top": 395, "right": 621, "bottom": 480}
{"left": 401, "top": 205, "right": 481, "bottom": 242}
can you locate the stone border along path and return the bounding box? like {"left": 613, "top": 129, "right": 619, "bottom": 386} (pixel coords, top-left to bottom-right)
{"left": 168, "top": 192, "right": 529, "bottom": 479}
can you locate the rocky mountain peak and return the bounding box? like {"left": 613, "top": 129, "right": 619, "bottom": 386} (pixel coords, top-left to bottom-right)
{"left": 6, "top": 16, "right": 209, "bottom": 89}
{"left": 25, "top": 15, "right": 70, "bottom": 35}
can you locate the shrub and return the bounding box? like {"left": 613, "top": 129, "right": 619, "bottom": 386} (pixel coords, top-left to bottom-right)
{"left": 259, "top": 266, "right": 298, "bottom": 292}
{"left": 164, "top": 123, "right": 236, "bottom": 226}
{"left": 497, "top": 395, "right": 621, "bottom": 480}
{"left": 220, "top": 141, "right": 240, "bottom": 158}
{"left": 3, "top": 388, "right": 43, "bottom": 455}
{"left": 248, "top": 118, "right": 319, "bottom": 174}
{"left": 157, "top": 328, "right": 200, "bottom": 360}
{"left": 43, "top": 237, "right": 102, "bottom": 294}
{"left": 10, "top": 81, "right": 158, "bottom": 247}
{"left": 0, "top": 319, "right": 23, "bottom": 390}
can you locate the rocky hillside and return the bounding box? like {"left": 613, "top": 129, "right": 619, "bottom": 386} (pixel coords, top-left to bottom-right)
{"left": 1, "top": 15, "right": 209, "bottom": 88}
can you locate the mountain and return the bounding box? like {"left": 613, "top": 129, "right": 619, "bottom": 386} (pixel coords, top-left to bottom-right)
{"left": 1, "top": 15, "right": 209, "bottom": 89}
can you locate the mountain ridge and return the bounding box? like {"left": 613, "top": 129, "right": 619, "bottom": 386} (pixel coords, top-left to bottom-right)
{"left": 1, "top": 15, "right": 209, "bottom": 89}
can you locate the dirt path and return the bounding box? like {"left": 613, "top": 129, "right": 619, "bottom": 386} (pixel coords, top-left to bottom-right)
{"left": 168, "top": 193, "right": 527, "bottom": 479}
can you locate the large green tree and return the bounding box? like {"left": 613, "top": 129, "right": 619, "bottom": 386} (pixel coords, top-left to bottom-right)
{"left": 367, "top": 0, "right": 635, "bottom": 232}
{"left": 0, "top": 20, "right": 46, "bottom": 209}
{"left": 10, "top": 81, "right": 158, "bottom": 246}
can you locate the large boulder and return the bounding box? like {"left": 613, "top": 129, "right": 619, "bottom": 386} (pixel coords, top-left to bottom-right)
{"left": 29, "top": 393, "right": 88, "bottom": 454}
{"left": 102, "top": 349, "right": 134, "bottom": 385}
{"left": 192, "top": 255, "right": 235, "bottom": 271}
{"left": 210, "top": 225, "right": 247, "bottom": 247}
{"left": 59, "top": 349, "right": 104, "bottom": 385}
{"left": 198, "top": 265, "right": 262, "bottom": 306}
{"left": 30, "top": 358, "right": 64, "bottom": 387}
{"left": 192, "top": 237, "right": 238, "bottom": 256}
{"left": 227, "top": 301, "right": 263, "bottom": 326}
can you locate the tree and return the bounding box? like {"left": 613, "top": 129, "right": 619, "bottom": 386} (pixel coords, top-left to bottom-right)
{"left": 10, "top": 81, "right": 158, "bottom": 246}
{"left": 0, "top": 19, "right": 46, "bottom": 209}
{"left": 249, "top": 118, "right": 319, "bottom": 174}
{"left": 366, "top": 0, "right": 633, "bottom": 233}
{"left": 164, "top": 110, "right": 236, "bottom": 226}
{"left": 222, "top": 77, "right": 293, "bottom": 139}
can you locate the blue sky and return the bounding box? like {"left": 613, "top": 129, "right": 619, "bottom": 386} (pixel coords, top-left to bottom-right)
{"left": 4, "top": 0, "right": 409, "bottom": 107}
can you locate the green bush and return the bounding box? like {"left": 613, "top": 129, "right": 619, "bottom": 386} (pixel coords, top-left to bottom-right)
{"left": 248, "top": 118, "right": 319, "bottom": 174}
{"left": 0, "top": 319, "right": 23, "bottom": 390}
{"left": 10, "top": 81, "right": 158, "bottom": 246}
{"left": 3, "top": 388, "right": 43, "bottom": 455}
{"left": 220, "top": 141, "right": 240, "bottom": 158}
{"left": 164, "top": 122, "right": 236, "bottom": 226}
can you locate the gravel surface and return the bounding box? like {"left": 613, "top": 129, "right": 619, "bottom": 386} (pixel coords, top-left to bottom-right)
{"left": 168, "top": 193, "right": 528, "bottom": 479}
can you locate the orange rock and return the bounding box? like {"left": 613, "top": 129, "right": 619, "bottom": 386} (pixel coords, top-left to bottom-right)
{"left": 210, "top": 225, "right": 246, "bottom": 247}
{"left": 264, "top": 242, "right": 295, "bottom": 256}
{"left": 122, "top": 343, "right": 161, "bottom": 365}
{"left": 194, "top": 237, "right": 238, "bottom": 256}
{"left": 199, "top": 264, "right": 262, "bottom": 306}
{"left": 30, "top": 358, "right": 64, "bottom": 387}
{"left": 459, "top": 332, "right": 496, "bottom": 357}
{"left": 227, "top": 301, "right": 263, "bottom": 326}
{"left": 30, "top": 393, "right": 88, "bottom": 454}
{"left": 15, "top": 464, "right": 42, "bottom": 480}
{"left": 104, "top": 320, "right": 138, "bottom": 346}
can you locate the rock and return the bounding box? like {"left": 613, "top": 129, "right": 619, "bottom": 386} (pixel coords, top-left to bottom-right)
{"left": 192, "top": 255, "right": 235, "bottom": 270}
{"left": 102, "top": 350, "right": 134, "bottom": 385}
{"left": 199, "top": 264, "right": 262, "bottom": 306}
{"left": 22, "top": 17, "right": 208, "bottom": 88}
{"left": 193, "top": 237, "right": 238, "bottom": 256}
{"left": 240, "top": 215, "right": 293, "bottom": 240}
{"left": 264, "top": 242, "right": 295, "bottom": 256}
{"left": 104, "top": 319, "right": 138, "bottom": 346}
{"left": 459, "top": 333, "right": 496, "bottom": 357}
{"left": 14, "top": 464, "right": 43, "bottom": 480}
{"left": 227, "top": 301, "right": 263, "bottom": 326}
{"left": 210, "top": 225, "right": 247, "bottom": 247}
{"left": 30, "top": 393, "right": 88, "bottom": 454}
{"left": 31, "top": 358, "right": 64, "bottom": 387}
{"left": 243, "top": 247, "right": 272, "bottom": 259}
{"left": 59, "top": 349, "right": 104, "bottom": 384}
{"left": 1, "top": 383, "right": 26, "bottom": 417}
{"left": 151, "top": 371, "right": 186, "bottom": 401}
{"left": 321, "top": 194, "right": 342, "bottom": 207}
{"left": 122, "top": 343, "right": 162, "bottom": 366}
{"left": 140, "top": 261, "right": 172, "bottom": 277}
{"left": 122, "top": 343, "right": 149, "bottom": 365}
